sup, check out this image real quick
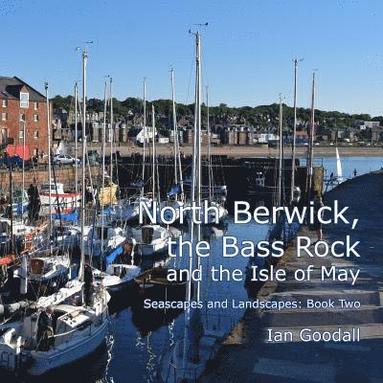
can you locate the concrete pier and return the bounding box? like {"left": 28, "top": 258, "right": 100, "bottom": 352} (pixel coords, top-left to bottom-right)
{"left": 202, "top": 171, "right": 383, "bottom": 383}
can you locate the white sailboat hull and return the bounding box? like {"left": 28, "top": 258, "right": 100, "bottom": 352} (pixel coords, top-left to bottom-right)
{"left": 28, "top": 319, "right": 108, "bottom": 376}
{"left": 40, "top": 193, "right": 81, "bottom": 215}
{"left": 157, "top": 200, "right": 184, "bottom": 224}
{"left": 122, "top": 197, "right": 153, "bottom": 222}
{"left": 85, "top": 235, "right": 126, "bottom": 258}
{"left": 94, "top": 265, "right": 141, "bottom": 293}
{"left": 141, "top": 239, "right": 169, "bottom": 257}
{"left": 199, "top": 202, "right": 228, "bottom": 225}
{"left": 131, "top": 225, "right": 171, "bottom": 257}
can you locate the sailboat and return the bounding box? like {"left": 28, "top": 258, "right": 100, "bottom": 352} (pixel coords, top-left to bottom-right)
{"left": 83, "top": 79, "right": 124, "bottom": 260}
{"left": 335, "top": 147, "right": 344, "bottom": 183}
{"left": 131, "top": 105, "right": 173, "bottom": 257}
{"left": 39, "top": 103, "right": 80, "bottom": 216}
{"left": 0, "top": 216, "right": 36, "bottom": 256}
{"left": 27, "top": 83, "right": 73, "bottom": 295}
{"left": 324, "top": 147, "right": 344, "bottom": 191}
{"left": 305, "top": 72, "right": 316, "bottom": 201}
{"left": 201, "top": 86, "right": 227, "bottom": 225}
{"left": 134, "top": 266, "right": 187, "bottom": 298}
{"left": 158, "top": 69, "right": 185, "bottom": 224}
{"left": 183, "top": 87, "right": 228, "bottom": 226}
{"left": 10, "top": 189, "right": 29, "bottom": 218}
{"left": 123, "top": 79, "right": 153, "bottom": 223}
{"left": 0, "top": 50, "right": 110, "bottom": 377}
{"left": 39, "top": 182, "right": 81, "bottom": 216}
{"left": 91, "top": 77, "right": 140, "bottom": 293}
{"left": 290, "top": 58, "right": 302, "bottom": 205}
{"left": 159, "top": 29, "right": 226, "bottom": 383}
{"left": 86, "top": 224, "right": 126, "bottom": 257}
{"left": 27, "top": 247, "right": 71, "bottom": 299}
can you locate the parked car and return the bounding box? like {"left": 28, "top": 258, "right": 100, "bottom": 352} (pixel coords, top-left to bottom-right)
{"left": 53, "top": 154, "right": 80, "bottom": 165}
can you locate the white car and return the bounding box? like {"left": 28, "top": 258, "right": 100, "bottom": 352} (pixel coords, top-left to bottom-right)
{"left": 53, "top": 154, "right": 80, "bottom": 165}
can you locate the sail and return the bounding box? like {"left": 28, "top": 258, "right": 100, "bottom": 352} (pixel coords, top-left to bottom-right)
{"left": 167, "top": 183, "right": 182, "bottom": 198}
{"left": 335, "top": 147, "right": 343, "bottom": 182}
{"left": 98, "top": 183, "right": 118, "bottom": 207}
{"left": 52, "top": 209, "right": 79, "bottom": 222}
{"left": 104, "top": 245, "right": 124, "bottom": 266}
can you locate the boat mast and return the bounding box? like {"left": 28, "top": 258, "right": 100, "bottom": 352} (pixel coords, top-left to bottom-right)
{"left": 306, "top": 72, "right": 316, "bottom": 202}
{"left": 151, "top": 105, "right": 156, "bottom": 201}
{"left": 206, "top": 86, "right": 213, "bottom": 202}
{"left": 191, "top": 30, "right": 202, "bottom": 301}
{"left": 21, "top": 120, "right": 26, "bottom": 216}
{"left": 101, "top": 79, "right": 108, "bottom": 256}
{"left": 278, "top": 94, "right": 283, "bottom": 208}
{"left": 8, "top": 159, "right": 14, "bottom": 253}
{"left": 109, "top": 77, "right": 114, "bottom": 204}
{"left": 79, "top": 48, "right": 87, "bottom": 282}
{"left": 290, "top": 59, "right": 299, "bottom": 204}
{"left": 141, "top": 78, "right": 147, "bottom": 197}
{"left": 74, "top": 82, "right": 79, "bottom": 194}
{"left": 170, "top": 68, "right": 180, "bottom": 201}
{"left": 181, "top": 29, "right": 207, "bottom": 376}
{"left": 45, "top": 82, "right": 52, "bottom": 238}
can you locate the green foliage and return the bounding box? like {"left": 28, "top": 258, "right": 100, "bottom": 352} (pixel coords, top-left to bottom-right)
{"left": 51, "top": 95, "right": 381, "bottom": 132}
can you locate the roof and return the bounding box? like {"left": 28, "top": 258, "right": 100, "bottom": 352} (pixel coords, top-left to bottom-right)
{"left": 0, "top": 76, "right": 46, "bottom": 102}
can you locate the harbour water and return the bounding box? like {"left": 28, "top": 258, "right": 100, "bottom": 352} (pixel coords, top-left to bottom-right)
{"left": 304, "top": 155, "right": 383, "bottom": 180}
{"left": 105, "top": 219, "right": 269, "bottom": 383}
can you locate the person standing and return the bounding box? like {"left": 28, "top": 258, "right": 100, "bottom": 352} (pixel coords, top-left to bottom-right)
{"left": 83, "top": 263, "right": 94, "bottom": 307}
{"left": 37, "top": 306, "right": 54, "bottom": 351}
{"left": 313, "top": 192, "right": 324, "bottom": 241}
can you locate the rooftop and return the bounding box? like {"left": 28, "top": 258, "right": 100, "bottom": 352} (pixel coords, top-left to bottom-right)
{"left": 0, "top": 76, "right": 45, "bottom": 102}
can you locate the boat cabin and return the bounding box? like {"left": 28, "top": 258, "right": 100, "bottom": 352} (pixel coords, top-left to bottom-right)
{"left": 93, "top": 225, "right": 124, "bottom": 241}
{"left": 0, "top": 218, "right": 32, "bottom": 237}
{"left": 40, "top": 183, "right": 65, "bottom": 195}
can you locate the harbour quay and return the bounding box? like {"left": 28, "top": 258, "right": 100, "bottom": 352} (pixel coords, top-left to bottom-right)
{"left": 201, "top": 171, "right": 383, "bottom": 383}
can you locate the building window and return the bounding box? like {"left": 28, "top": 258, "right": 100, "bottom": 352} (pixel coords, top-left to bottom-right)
{"left": 1, "top": 100, "right": 7, "bottom": 108}
{"left": 19, "top": 113, "right": 26, "bottom": 122}
{"left": 34, "top": 102, "right": 39, "bottom": 110}
{"left": 33, "top": 114, "right": 39, "bottom": 122}
{"left": 33, "top": 131, "right": 39, "bottom": 139}
{"left": 1, "top": 112, "right": 6, "bottom": 121}
{"left": 20, "top": 92, "right": 29, "bottom": 108}
{"left": 0, "top": 128, "right": 7, "bottom": 144}
{"left": 19, "top": 130, "right": 24, "bottom": 139}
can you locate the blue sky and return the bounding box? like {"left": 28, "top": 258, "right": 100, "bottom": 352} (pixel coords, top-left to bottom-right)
{"left": 1, "top": 0, "right": 382, "bottom": 115}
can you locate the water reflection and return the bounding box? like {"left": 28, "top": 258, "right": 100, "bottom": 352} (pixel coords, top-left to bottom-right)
{"left": 131, "top": 300, "right": 184, "bottom": 336}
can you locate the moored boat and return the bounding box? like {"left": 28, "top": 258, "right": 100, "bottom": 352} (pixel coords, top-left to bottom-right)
{"left": 40, "top": 182, "right": 81, "bottom": 216}
{"left": 134, "top": 266, "right": 188, "bottom": 299}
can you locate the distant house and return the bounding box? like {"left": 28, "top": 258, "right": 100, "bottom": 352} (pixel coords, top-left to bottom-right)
{"left": 0, "top": 76, "right": 49, "bottom": 156}
{"left": 371, "top": 127, "right": 383, "bottom": 143}
{"left": 136, "top": 126, "right": 157, "bottom": 144}
{"left": 295, "top": 130, "right": 308, "bottom": 144}
{"left": 357, "top": 121, "right": 380, "bottom": 130}
{"left": 255, "top": 133, "right": 280, "bottom": 144}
